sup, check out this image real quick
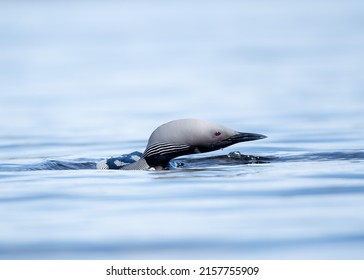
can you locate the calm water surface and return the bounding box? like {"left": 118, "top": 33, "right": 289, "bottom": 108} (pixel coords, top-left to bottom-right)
{"left": 0, "top": 0, "right": 364, "bottom": 259}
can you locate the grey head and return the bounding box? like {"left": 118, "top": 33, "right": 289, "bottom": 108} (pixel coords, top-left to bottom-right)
{"left": 123, "top": 118, "right": 266, "bottom": 170}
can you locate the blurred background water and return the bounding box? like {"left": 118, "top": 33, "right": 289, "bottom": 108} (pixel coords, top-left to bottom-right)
{"left": 0, "top": 0, "right": 364, "bottom": 259}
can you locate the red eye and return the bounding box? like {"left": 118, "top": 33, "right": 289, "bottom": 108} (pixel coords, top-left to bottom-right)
{"left": 214, "top": 131, "right": 221, "bottom": 136}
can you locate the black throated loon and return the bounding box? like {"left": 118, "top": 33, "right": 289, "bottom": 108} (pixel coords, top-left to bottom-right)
{"left": 97, "top": 119, "right": 266, "bottom": 170}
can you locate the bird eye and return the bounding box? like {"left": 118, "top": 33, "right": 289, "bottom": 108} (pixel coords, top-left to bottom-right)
{"left": 214, "top": 131, "right": 221, "bottom": 136}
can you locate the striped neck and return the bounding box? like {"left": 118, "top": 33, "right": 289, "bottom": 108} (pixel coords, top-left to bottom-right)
{"left": 144, "top": 143, "right": 190, "bottom": 157}
{"left": 144, "top": 142, "right": 192, "bottom": 169}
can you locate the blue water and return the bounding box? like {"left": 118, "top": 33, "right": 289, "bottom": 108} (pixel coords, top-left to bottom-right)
{"left": 1, "top": 0, "right": 364, "bottom": 259}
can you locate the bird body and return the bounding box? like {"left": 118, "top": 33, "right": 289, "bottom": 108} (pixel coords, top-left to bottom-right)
{"left": 98, "top": 119, "right": 266, "bottom": 170}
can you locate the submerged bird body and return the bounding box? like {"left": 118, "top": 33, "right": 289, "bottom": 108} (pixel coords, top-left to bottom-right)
{"left": 98, "top": 119, "right": 266, "bottom": 170}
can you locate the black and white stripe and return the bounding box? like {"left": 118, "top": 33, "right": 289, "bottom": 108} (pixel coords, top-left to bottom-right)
{"left": 144, "top": 143, "right": 191, "bottom": 158}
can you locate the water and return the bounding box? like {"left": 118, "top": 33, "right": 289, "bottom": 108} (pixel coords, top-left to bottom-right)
{"left": 1, "top": 0, "right": 364, "bottom": 259}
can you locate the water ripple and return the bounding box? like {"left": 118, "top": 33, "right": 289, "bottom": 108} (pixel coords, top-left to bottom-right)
{"left": 1, "top": 150, "right": 363, "bottom": 172}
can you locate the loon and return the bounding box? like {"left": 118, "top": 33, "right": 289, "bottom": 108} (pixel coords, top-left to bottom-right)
{"left": 97, "top": 119, "right": 266, "bottom": 170}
